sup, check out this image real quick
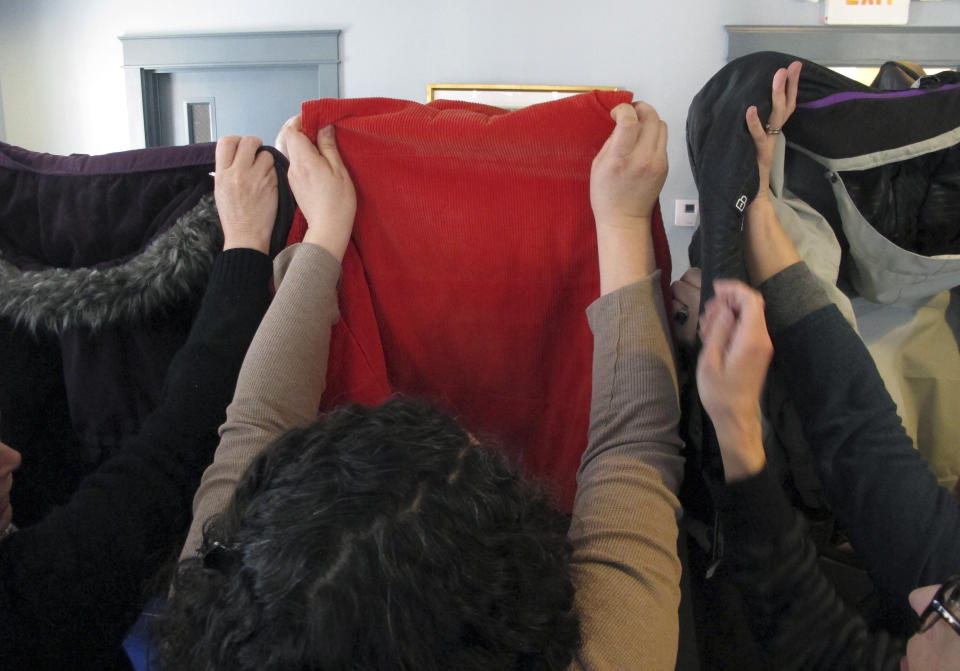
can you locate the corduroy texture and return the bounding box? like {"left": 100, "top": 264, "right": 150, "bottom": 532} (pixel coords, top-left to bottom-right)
{"left": 287, "top": 93, "right": 671, "bottom": 508}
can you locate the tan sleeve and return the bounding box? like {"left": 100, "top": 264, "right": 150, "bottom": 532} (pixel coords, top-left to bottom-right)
{"left": 179, "top": 243, "right": 342, "bottom": 560}
{"left": 567, "top": 271, "right": 685, "bottom": 671}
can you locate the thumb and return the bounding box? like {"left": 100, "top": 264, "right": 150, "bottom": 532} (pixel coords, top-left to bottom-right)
{"left": 610, "top": 102, "right": 637, "bottom": 125}
{"left": 605, "top": 103, "right": 640, "bottom": 152}
{"left": 316, "top": 125, "right": 346, "bottom": 170}
{"left": 282, "top": 118, "right": 315, "bottom": 159}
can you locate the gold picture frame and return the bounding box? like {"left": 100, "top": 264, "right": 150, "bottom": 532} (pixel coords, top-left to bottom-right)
{"left": 426, "top": 84, "right": 619, "bottom": 110}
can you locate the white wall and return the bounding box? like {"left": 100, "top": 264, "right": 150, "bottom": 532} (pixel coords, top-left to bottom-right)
{"left": 1, "top": 0, "right": 959, "bottom": 275}
{"left": 0, "top": 77, "right": 5, "bottom": 142}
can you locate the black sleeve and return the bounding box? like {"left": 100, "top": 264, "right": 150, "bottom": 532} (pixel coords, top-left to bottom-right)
{"left": 770, "top": 301, "right": 960, "bottom": 598}
{"left": 718, "top": 467, "right": 906, "bottom": 671}
{"left": 0, "top": 248, "right": 271, "bottom": 670}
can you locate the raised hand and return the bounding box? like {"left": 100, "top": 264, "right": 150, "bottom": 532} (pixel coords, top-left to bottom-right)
{"left": 745, "top": 60, "right": 801, "bottom": 199}
{"left": 214, "top": 135, "right": 278, "bottom": 254}
{"left": 696, "top": 279, "right": 773, "bottom": 481}
{"left": 278, "top": 115, "right": 357, "bottom": 262}
{"left": 591, "top": 102, "right": 668, "bottom": 229}
{"left": 590, "top": 102, "right": 668, "bottom": 294}
{"left": 742, "top": 62, "right": 804, "bottom": 286}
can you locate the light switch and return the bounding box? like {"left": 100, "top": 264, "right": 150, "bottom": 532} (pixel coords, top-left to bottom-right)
{"left": 674, "top": 199, "right": 699, "bottom": 227}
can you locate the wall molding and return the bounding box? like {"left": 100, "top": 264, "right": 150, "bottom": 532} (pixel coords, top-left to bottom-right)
{"left": 120, "top": 31, "right": 340, "bottom": 147}
{"left": 727, "top": 25, "right": 960, "bottom": 66}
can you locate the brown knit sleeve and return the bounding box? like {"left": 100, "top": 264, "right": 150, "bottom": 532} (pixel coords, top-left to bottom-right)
{"left": 567, "top": 270, "right": 685, "bottom": 671}
{"left": 180, "top": 243, "right": 341, "bottom": 560}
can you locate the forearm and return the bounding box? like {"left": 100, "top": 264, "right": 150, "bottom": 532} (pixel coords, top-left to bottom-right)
{"left": 595, "top": 220, "right": 657, "bottom": 296}
{"left": 182, "top": 242, "right": 341, "bottom": 559}
{"left": 760, "top": 262, "right": 960, "bottom": 593}
{"left": 714, "top": 416, "right": 766, "bottom": 483}
{"left": 227, "top": 242, "right": 340, "bottom": 429}
{"left": 743, "top": 195, "right": 801, "bottom": 286}
{"left": 138, "top": 248, "right": 272, "bottom": 447}
{"left": 719, "top": 468, "right": 905, "bottom": 671}
{"left": 568, "top": 272, "right": 684, "bottom": 671}
{"left": 581, "top": 272, "right": 682, "bottom": 481}
{"left": 768, "top": 298, "right": 960, "bottom": 595}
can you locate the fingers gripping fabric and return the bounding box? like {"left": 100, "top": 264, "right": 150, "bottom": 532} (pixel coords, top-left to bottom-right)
{"left": 288, "top": 93, "right": 671, "bottom": 509}
{"left": 686, "top": 51, "right": 865, "bottom": 303}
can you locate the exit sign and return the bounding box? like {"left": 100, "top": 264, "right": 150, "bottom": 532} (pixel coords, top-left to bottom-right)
{"left": 825, "top": 0, "right": 911, "bottom": 24}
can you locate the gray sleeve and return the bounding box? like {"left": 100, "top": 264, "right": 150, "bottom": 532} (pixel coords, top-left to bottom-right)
{"left": 757, "top": 261, "right": 833, "bottom": 335}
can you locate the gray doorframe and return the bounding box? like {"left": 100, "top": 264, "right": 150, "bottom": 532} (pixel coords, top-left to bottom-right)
{"left": 726, "top": 25, "right": 960, "bottom": 68}
{"left": 120, "top": 31, "right": 341, "bottom": 147}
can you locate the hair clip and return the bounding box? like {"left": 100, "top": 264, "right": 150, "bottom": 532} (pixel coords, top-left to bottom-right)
{"left": 202, "top": 540, "right": 237, "bottom": 572}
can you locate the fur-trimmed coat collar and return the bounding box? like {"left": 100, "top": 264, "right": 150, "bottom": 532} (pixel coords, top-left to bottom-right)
{"left": 0, "top": 195, "right": 222, "bottom": 333}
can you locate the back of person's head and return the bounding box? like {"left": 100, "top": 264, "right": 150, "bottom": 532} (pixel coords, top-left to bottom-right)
{"left": 157, "top": 397, "right": 580, "bottom": 671}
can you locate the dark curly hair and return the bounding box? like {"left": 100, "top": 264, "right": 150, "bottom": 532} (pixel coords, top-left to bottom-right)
{"left": 156, "top": 398, "right": 580, "bottom": 671}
